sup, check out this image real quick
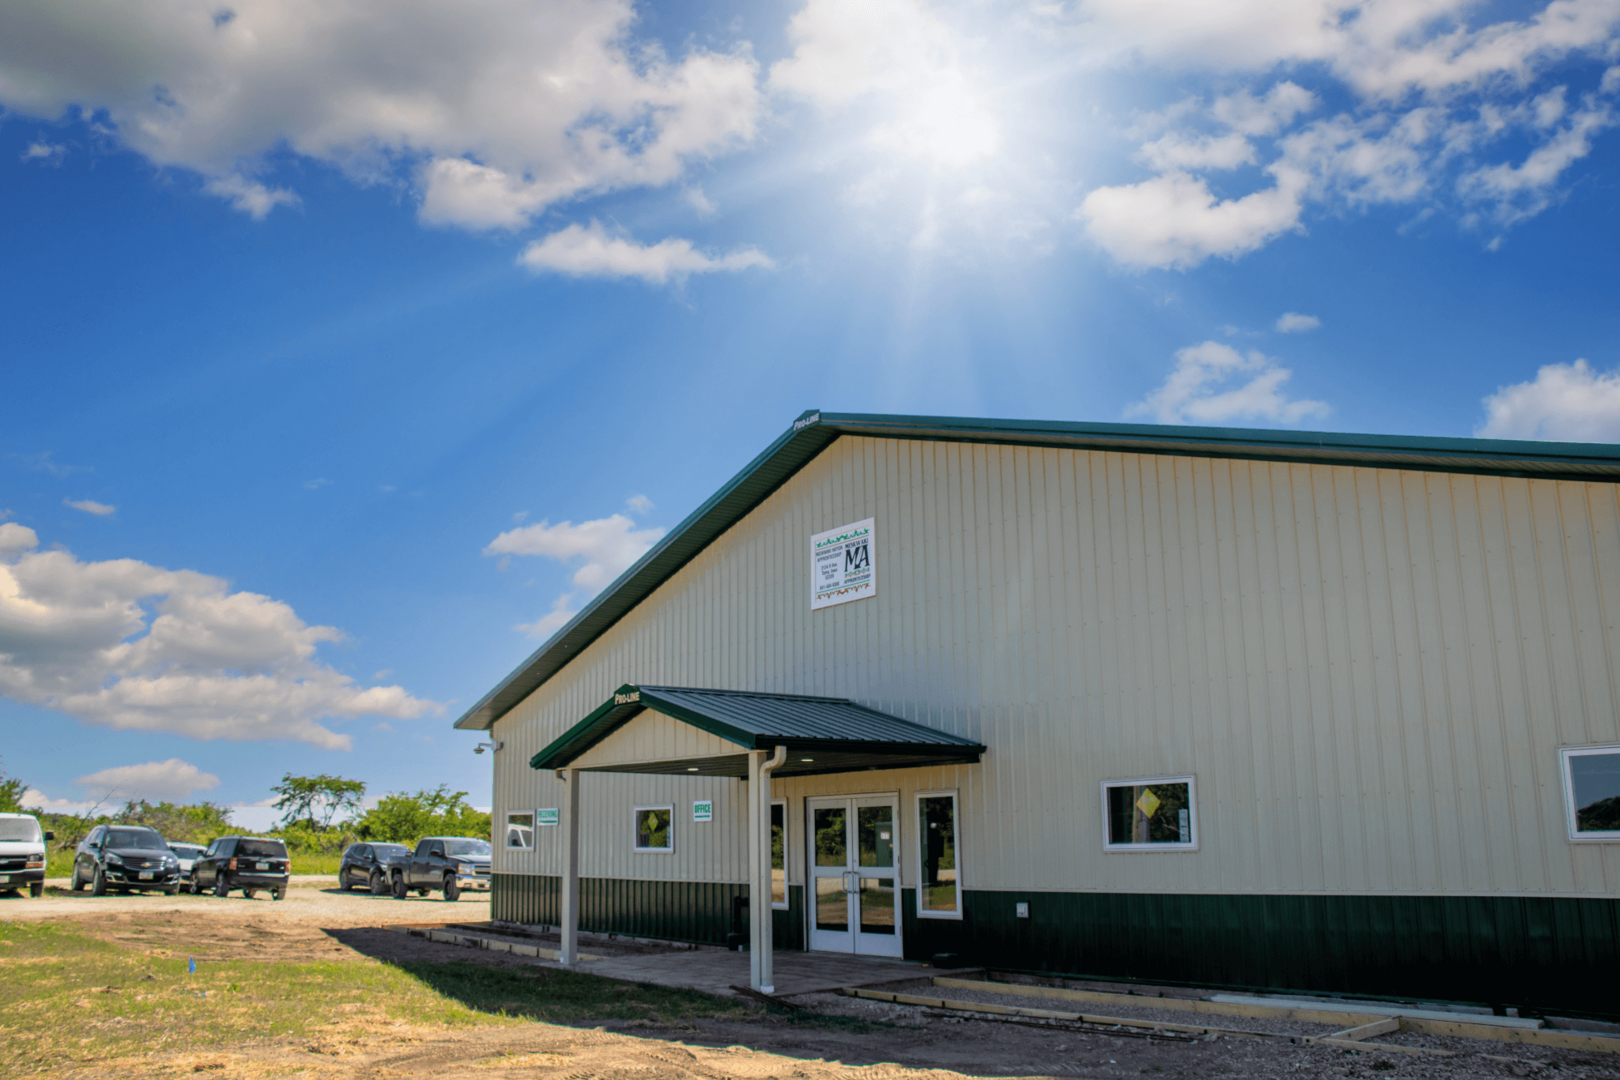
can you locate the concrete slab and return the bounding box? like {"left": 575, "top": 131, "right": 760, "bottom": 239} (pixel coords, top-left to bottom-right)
{"left": 580, "top": 947, "right": 932, "bottom": 999}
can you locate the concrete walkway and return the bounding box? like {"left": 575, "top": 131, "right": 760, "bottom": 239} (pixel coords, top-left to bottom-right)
{"left": 584, "top": 947, "right": 934, "bottom": 999}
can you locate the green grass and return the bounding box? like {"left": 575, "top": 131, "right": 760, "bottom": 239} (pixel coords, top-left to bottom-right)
{"left": 0, "top": 920, "right": 764, "bottom": 1076}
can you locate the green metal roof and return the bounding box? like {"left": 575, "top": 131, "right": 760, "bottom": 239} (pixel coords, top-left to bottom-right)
{"left": 529, "top": 684, "right": 986, "bottom": 778}
{"left": 457, "top": 409, "right": 1620, "bottom": 732}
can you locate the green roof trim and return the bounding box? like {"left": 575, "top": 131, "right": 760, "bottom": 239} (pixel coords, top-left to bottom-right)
{"left": 529, "top": 684, "right": 986, "bottom": 776}
{"left": 458, "top": 409, "right": 1620, "bottom": 732}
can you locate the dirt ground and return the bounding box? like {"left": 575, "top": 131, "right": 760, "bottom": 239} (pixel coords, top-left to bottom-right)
{"left": 5, "top": 881, "right": 1617, "bottom": 1080}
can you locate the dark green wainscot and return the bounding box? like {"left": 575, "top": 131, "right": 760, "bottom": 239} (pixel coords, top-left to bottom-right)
{"left": 900, "top": 889, "right": 1620, "bottom": 1019}
{"left": 492, "top": 874, "right": 804, "bottom": 951}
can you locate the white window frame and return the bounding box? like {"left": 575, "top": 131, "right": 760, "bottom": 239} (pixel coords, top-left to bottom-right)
{"left": 915, "top": 790, "right": 963, "bottom": 920}
{"left": 1101, "top": 775, "right": 1199, "bottom": 853}
{"left": 504, "top": 811, "right": 535, "bottom": 851}
{"left": 771, "top": 798, "right": 789, "bottom": 910}
{"left": 633, "top": 805, "right": 675, "bottom": 854}
{"left": 1560, "top": 745, "right": 1620, "bottom": 842}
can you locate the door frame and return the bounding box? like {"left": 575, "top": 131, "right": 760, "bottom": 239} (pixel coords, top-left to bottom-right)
{"left": 804, "top": 791, "right": 903, "bottom": 957}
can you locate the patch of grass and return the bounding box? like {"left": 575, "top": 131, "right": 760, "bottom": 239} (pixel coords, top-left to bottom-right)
{"left": 394, "top": 961, "right": 754, "bottom": 1026}
{"left": 0, "top": 921, "right": 496, "bottom": 1077}
{"left": 288, "top": 853, "right": 340, "bottom": 876}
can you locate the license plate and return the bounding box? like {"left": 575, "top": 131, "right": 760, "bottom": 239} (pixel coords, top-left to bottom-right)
{"left": 257, "top": 861, "right": 269, "bottom": 870}
{"left": 140, "top": 871, "right": 154, "bottom": 880}
{"left": 0, "top": 875, "right": 9, "bottom": 884}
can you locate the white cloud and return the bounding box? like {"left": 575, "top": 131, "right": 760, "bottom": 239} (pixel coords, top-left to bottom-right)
{"left": 64, "top": 498, "right": 115, "bottom": 516}
{"left": 1476, "top": 359, "right": 1620, "bottom": 441}
{"left": 202, "top": 174, "right": 301, "bottom": 220}
{"left": 487, "top": 499, "right": 665, "bottom": 639}
{"left": 1071, "top": 2, "right": 1620, "bottom": 268}
{"left": 517, "top": 223, "right": 773, "bottom": 284}
{"left": 625, "top": 494, "right": 654, "bottom": 515}
{"left": 304, "top": 478, "right": 330, "bottom": 490}
{"left": 0, "top": 528, "right": 436, "bottom": 749}
{"left": 20, "top": 140, "right": 65, "bottom": 165}
{"left": 20, "top": 788, "right": 88, "bottom": 811}
{"left": 1275, "top": 312, "right": 1321, "bottom": 333}
{"left": 1128, "top": 340, "right": 1331, "bottom": 426}
{"left": 75, "top": 759, "right": 221, "bottom": 803}
{"left": 1079, "top": 169, "right": 1307, "bottom": 269}
{"left": 0, "top": 0, "right": 762, "bottom": 231}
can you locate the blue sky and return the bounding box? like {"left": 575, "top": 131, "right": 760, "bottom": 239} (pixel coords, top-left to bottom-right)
{"left": 3, "top": 0, "right": 1619, "bottom": 820}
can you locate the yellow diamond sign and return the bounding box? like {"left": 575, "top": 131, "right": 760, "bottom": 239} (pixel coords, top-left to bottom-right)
{"left": 1135, "top": 789, "right": 1161, "bottom": 818}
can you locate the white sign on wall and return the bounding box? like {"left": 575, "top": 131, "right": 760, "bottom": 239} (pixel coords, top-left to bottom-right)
{"left": 692, "top": 800, "right": 714, "bottom": 822}
{"left": 811, "top": 517, "right": 876, "bottom": 610}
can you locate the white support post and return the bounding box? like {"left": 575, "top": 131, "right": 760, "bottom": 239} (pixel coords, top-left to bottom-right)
{"left": 558, "top": 767, "right": 581, "bottom": 967}
{"left": 746, "top": 750, "right": 765, "bottom": 991}
{"left": 756, "top": 745, "right": 785, "bottom": 993}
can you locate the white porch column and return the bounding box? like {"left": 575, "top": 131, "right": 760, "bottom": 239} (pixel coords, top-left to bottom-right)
{"left": 746, "top": 750, "right": 766, "bottom": 991}
{"left": 558, "top": 767, "right": 581, "bottom": 966}
{"left": 748, "top": 745, "right": 787, "bottom": 993}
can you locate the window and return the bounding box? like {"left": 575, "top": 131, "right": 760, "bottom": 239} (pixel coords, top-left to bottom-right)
{"left": 506, "top": 812, "right": 535, "bottom": 850}
{"left": 917, "top": 792, "right": 961, "bottom": 918}
{"left": 771, "top": 800, "right": 787, "bottom": 908}
{"left": 1102, "top": 777, "right": 1197, "bottom": 851}
{"left": 634, "top": 806, "right": 673, "bottom": 853}
{"left": 1562, "top": 746, "right": 1620, "bottom": 841}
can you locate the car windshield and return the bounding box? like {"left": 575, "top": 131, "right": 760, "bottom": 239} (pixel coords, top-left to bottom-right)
{"left": 444, "top": 840, "right": 491, "bottom": 857}
{"left": 373, "top": 844, "right": 409, "bottom": 856}
{"left": 106, "top": 829, "right": 166, "bottom": 850}
{"left": 0, "top": 817, "right": 42, "bottom": 843}
{"left": 238, "top": 839, "right": 287, "bottom": 858}
{"left": 170, "top": 844, "right": 203, "bottom": 856}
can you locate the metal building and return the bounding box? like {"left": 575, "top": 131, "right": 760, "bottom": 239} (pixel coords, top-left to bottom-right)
{"left": 456, "top": 411, "right": 1620, "bottom": 1011}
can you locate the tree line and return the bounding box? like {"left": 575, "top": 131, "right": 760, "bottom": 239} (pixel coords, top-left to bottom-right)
{"left": 0, "top": 758, "right": 490, "bottom": 854}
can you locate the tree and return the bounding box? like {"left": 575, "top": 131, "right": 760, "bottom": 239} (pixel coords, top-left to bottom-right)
{"left": 354, "top": 785, "right": 491, "bottom": 845}
{"left": 270, "top": 774, "right": 366, "bottom": 829}
{"left": 0, "top": 758, "right": 26, "bottom": 815}
{"left": 118, "top": 800, "right": 233, "bottom": 845}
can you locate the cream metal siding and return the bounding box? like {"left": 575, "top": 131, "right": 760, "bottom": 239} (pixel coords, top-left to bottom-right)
{"left": 571, "top": 710, "right": 743, "bottom": 770}
{"left": 491, "top": 436, "right": 1620, "bottom": 897}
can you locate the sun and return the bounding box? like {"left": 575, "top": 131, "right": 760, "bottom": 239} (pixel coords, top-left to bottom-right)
{"left": 874, "top": 76, "right": 1001, "bottom": 169}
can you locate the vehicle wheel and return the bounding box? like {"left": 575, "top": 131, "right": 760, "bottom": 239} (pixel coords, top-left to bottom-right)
{"left": 271, "top": 887, "right": 285, "bottom": 901}
{"left": 30, "top": 882, "right": 43, "bottom": 898}
{"left": 71, "top": 866, "right": 85, "bottom": 892}
{"left": 391, "top": 874, "right": 407, "bottom": 900}
{"left": 369, "top": 870, "right": 384, "bottom": 896}
{"left": 189, "top": 876, "right": 201, "bottom": 896}
{"left": 341, "top": 873, "right": 353, "bottom": 892}
{"left": 243, "top": 888, "right": 258, "bottom": 899}
{"left": 442, "top": 874, "right": 459, "bottom": 902}
{"left": 215, "top": 875, "right": 230, "bottom": 898}
{"left": 91, "top": 867, "right": 107, "bottom": 897}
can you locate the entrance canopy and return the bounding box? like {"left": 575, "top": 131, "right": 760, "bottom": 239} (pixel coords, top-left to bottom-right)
{"left": 529, "top": 684, "right": 985, "bottom": 777}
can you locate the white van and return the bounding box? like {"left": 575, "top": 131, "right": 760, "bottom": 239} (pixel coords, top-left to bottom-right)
{"left": 0, "top": 812, "right": 52, "bottom": 898}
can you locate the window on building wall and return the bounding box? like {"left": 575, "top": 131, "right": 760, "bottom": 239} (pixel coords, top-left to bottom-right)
{"left": 505, "top": 812, "right": 535, "bottom": 850}
{"left": 771, "top": 800, "right": 788, "bottom": 909}
{"left": 1562, "top": 747, "right": 1620, "bottom": 841}
{"left": 917, "top": 792, "right": 961, "bottom": 917}
{"left": 634, "top": 806, "right": 673, "bottom": 853}
{"left": 1102, "top": 777, "right": 1197, "bottom": 851}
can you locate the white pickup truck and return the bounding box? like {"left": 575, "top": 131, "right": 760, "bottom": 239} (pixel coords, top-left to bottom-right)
{"left": 0, "top": 813, "right": 52, "bottom": 898}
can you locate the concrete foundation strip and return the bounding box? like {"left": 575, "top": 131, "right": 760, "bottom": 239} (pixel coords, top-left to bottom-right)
{"left": 390, "top": 925, "right": 602, "bottom": 962}
{"left": 840, "top": 988, "right": 1287, "bottom": 1042}
{"left": 935, "top": 978, "right": 1619, "bottom": 1055}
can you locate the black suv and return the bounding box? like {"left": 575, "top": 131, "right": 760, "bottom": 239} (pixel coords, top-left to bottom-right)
{"left": 338, "top": 842, "right": 410, "bottom": 895}
{"left": 71, "top": 825, "right": 181, "bottom": 895}
{"left": 191, "top": 836, "right": 290, "bottom": 900}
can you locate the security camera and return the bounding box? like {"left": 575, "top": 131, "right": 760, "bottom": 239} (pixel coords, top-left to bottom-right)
{"left": 473, "top": 740, "right": 503, "bottom": 755}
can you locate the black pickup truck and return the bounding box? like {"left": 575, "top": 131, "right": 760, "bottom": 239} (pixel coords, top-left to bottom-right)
{"left": 391, "top": 837, "right": 491, "bottom": 900}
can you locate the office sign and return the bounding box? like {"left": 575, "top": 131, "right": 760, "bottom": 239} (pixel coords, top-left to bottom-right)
{"left": 811, "top": 517, "right": 876, "bottom": 609}
{"left": 537, "top": 808, "right": 559, "bottom": 827}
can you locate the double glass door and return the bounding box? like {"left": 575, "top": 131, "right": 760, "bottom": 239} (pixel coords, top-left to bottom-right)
{"left": 807, "top": 795, "right": 902, "bottom": 956}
